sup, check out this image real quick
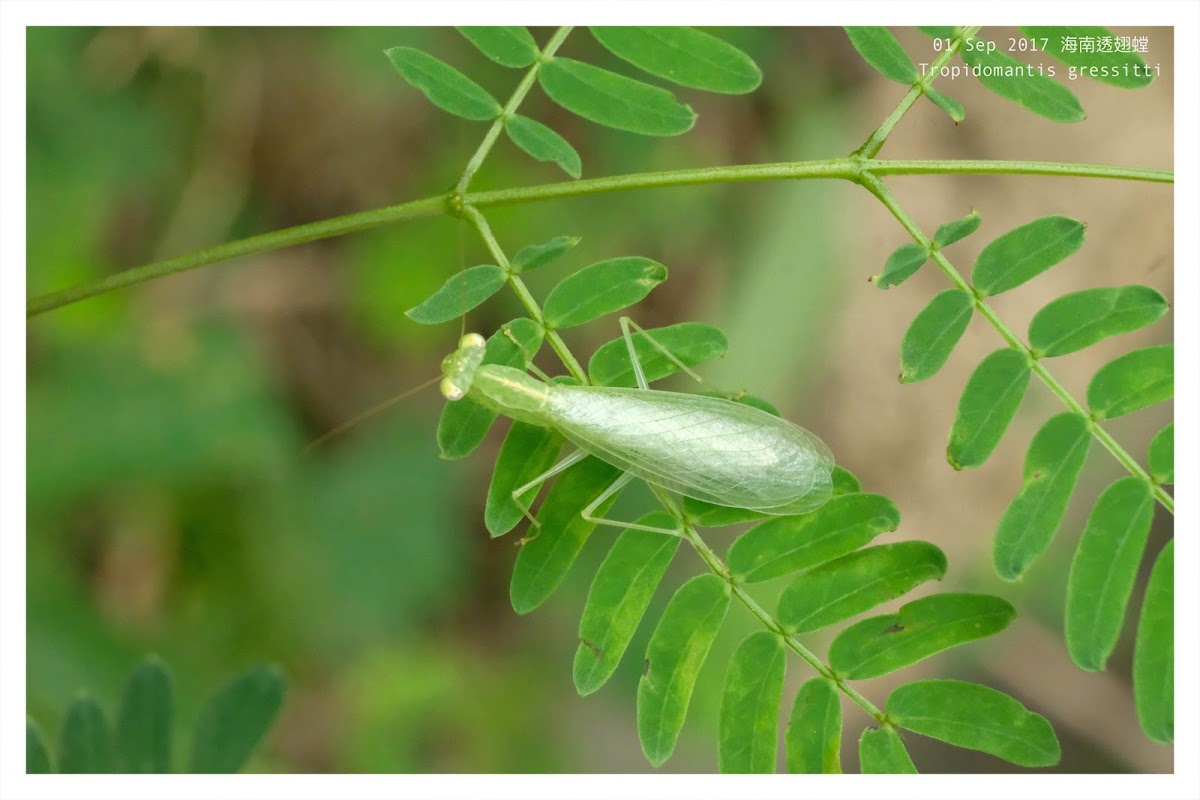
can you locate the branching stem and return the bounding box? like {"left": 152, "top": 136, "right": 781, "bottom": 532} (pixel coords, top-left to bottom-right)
{"left": 860, "top": 172, "right": 1174, "bottom": 515}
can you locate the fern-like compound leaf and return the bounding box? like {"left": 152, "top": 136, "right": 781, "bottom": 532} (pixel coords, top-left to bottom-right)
{"left": 947, "top": 348, "right": 1031, "bottom": 470}
{"left": 858, "top": 726, "right": 917, "bottom": 773}
{"left": 844, "top": 27, "right": 918, "bottom": 84}
{"left": 59, "top": 698, "right": 114, "bottom": 774}
{"left": 899, "top": 289, "right": 974, "bottom": 383}
{"left": 405, "top": 264, "right": 506, "bottom": 325}
{"left": 485, "top": 422, "right": 564, "bottom": 537}
{"left": 505, "top": 115, "right": 583, "bottom": 179}
{"left": 972, "top": 215, "right": 1086, "bottom": 297}
{"left": 1028, "top": 285, "right": 1169, "bottom": 357}
{"left": 189, "top": 666, "right": 286, "bottom": 773}
{"left": 457, "top": 26, "right": 539, "bottom": 68}
{"left": 116, "top": 656, "right": 173, "bottom": 773}
{"left": 1087, "top": 344, "right": 1174, "bottom": 420}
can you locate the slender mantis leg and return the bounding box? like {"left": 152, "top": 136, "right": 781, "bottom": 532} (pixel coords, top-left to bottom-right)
{"left": 511, "top": 316, "right": 702, "bottom": 542}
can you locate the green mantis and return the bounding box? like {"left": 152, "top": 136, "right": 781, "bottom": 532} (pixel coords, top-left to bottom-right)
{"left": 441, "top": 316, "right": 836, "bottom": 537}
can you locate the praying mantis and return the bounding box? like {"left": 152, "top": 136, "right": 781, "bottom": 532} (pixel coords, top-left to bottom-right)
{"left": 440, "top": 316, "right": 836, "bottom": 538}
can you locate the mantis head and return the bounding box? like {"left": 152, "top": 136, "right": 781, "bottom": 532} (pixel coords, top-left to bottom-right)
{"left": 440, "top": 332, "right": 487, "bottom": 401}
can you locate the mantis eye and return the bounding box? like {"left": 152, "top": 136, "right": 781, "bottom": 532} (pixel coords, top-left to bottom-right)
{"left": 440, "top": 377, "right": 465, "bottom": 401}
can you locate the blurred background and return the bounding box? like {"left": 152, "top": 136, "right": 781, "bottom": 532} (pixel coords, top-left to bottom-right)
{"left": 25, "top": 27, "right": 1173, "bottom": 773}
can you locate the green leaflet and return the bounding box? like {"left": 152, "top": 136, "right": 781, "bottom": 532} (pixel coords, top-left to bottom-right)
{"left": 993, "top": 412, "right": 1092, "bottom": 580}
{"left": 828, "top": 593, "right": 1015, "bottom": 680}
{"left": 588, "top": 321, "right": 728, "bottom": 387}
{"left": 1087, "top": 345, "right": 1174, "bottom": 420}
{"left": 27, "top": 720, "right": 52, "bottom": 774}
{"left": 590, "top": 27, "right": 762, "bottom": 94}
{"left": 1022, "top": 27, "right": 1153, "bottom": 89}
{"left": 918, "top": 27, "right": 958, "bottom": 39}
{"left": 59, "top": 697, "right": 114, "bottom": 773}
{"left": 961, "top": 39, "right": 1085, "bottom": 123}
{"left": 933, "top": 209, "right": 981, "bottom": 248}
{"left": 1148, "top": 423, "right": 1174, "bottom": 484}
{"left": 638, "top": 574, "right": 731, "bottom": 767}
{"left": 887, "top": 680, "right": 1060, "bottom": 767}
{"left": 972, "top": 215, "right": 1086, "bottom": 297}
{"left": 1066, "top": 477, "right": 1155, "bottom": 671}
{"left": 384, "top": 46, "right": 501, "bottom": 121}
{"left": 543, "top": 257, "right": 668, "bottom": 329}
{"left": 1028, "top": 285, "right": 1169, "bottom": 357}
{"left": 871, "top": 243, "right": 927, "bottom": 289}
{"left": 485, "top": 422, "right": 564, "bottom": 537}
{"left": 116, "top": 657, "right": 173, "bottom": 773}
{"left": 404, "top": 264, "right": 506, "bottom": 325}
{"left": 718, "top": 632, "right": 786, "bottom": 773}
{"left": 899, "top": 289, "right": 974, "bottom": 383}
{"left": 777, "top": 541, "right": 948, "bottom": 634}
{"left": 925, "top": 88, "right": 965, "bottom": 123}
{"left": 947, "top": 348, "right": 1031, "bottom": 470}
{"left": 683, "top": 498, "right": 766, "bottom": 528}
{"left": 844, "top": 27, "right": 918, "bottom": 84}
{"left": 437, "top": 318, "right": 543, "bottom": 460}
{"left": 831, "top": 465, "right": 862, "bottom": 495}
{"left": 457, "top": 26, "right": 539, "bottom": 68}
{"left": 1134, "top": 541, "right": 1174, "bottom": 744}
{"left": 189, "top": 666, "right": 286, "bottom": 773}
{"left": 505, "top": 115, "right": 582, "bottom": 179}
{"left": 573, "top": 513, "right": 681, "bottom": 696}
{"left": 858, "top": 726, "right": 917, "bottom": 773}
{"left": 540, "top": 57, "right": 696, "bottom": 137}
{"left": 784, "top": 677, "right": 842, "bottom": 773}
{"left": 509, "top": 457, "right": 622, "bottom": 615}
{"left": 727, "top": 493, "right": 900, "bottom": 584}
{"left": 510, "top": 234, "right": 580, "bottom": 274}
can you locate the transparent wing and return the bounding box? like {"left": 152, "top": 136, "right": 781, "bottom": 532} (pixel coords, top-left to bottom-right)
{"left": 546, "top": 386, "right": 834, "bottom": 511}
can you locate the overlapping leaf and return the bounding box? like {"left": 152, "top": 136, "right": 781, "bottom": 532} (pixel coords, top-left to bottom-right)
{"left": 485, "top": 422, "right": 564, "bottom": 536}
{"left": 638, "top": 574, "right": 730, "bottom": 766}
{"left": 887, "top": 680, "right": 1060, "bottom": 767}
{"left": 719, "top": 632, "right": 785, "bottom": 773}
{"left": 189, "top": 666, "right": 285, "bottom": 773}
{"left": 785, "top": 677, "right": 842, "bottom": 773}
{"left": 591, "top": 27, "right": 762, "bottom": 94}
{"left": 1065, "top": 477, "right": 1154, "bottom": 671}
{"left": 1133, "top": 541, "right": 1173, "bottom": 744}
{"left": 727, "top": 493, "right": 900, "bottom": 583}
{"left": 828, "top": 593, "right": 1015, "bottom": 679}
{"left": 899, "top": 289, "right": 974, "bottom": 383}
{"left": 993, "top": 412, "right": 1091, "bottom": 580}
{"left": 574, "top": 513, "right": 680, "bottom": 696}
{"left": 947, "top": 348, "right": 1031, "bottom": 470}
{"left": 588, "top": 321, "right": 727, "bottom": 387}
{"left": 543, "top": 257, "right": 667, "bottom": 329}
{"left": 961, "top": 39, "right": 1085, "bottom": 123}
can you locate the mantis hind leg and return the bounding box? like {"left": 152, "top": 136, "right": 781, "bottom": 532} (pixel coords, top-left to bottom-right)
{"left": 580, "top": 473, "right": 685, "bottom": 538}
{"left": 511, "top": 448, "right": 588, "bottom": 544}
{"left": 619, "top": 316, "right": 704, "bottom": 392}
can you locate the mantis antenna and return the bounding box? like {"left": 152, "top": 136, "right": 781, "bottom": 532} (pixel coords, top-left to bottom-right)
{"left": 303, "top": 374, "right": 443, "bottom": 455}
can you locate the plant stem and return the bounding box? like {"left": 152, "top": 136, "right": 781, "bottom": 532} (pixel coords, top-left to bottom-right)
{"left": 455, "top": 27, "right": 573, "bottom": 194}
{"left": 26, "top": 159, "right": 1171, "bottom": 318}
{"left": 461, "top": 205, "right": 587, "bottom": 383}
{"left": 645, "top": 487, "right": 886, "bottom": 724}
{"left": 854, "top": 26, "right": 980, "bottom": 158}
{"left": 860, "top": 172, "right": 1174, "bottom": 515}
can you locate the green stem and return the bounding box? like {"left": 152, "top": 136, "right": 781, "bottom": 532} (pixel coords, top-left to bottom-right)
{"left": 26, "top": 159, "right": 1172, "bottom": 318}
{"left": 854, "top": 26, "right": 980, "bottom": 158}
{"left": 861, "top": 172, "right": 1174, "bottom": 515}
{"left": 455, "top": 26, "right": 573, "bottom": 194}
{"left": 646, "top": 487, "right": 886, "bottom": 724}
{"left": 461, "top": 204, "right": 588, "bottom": 384}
